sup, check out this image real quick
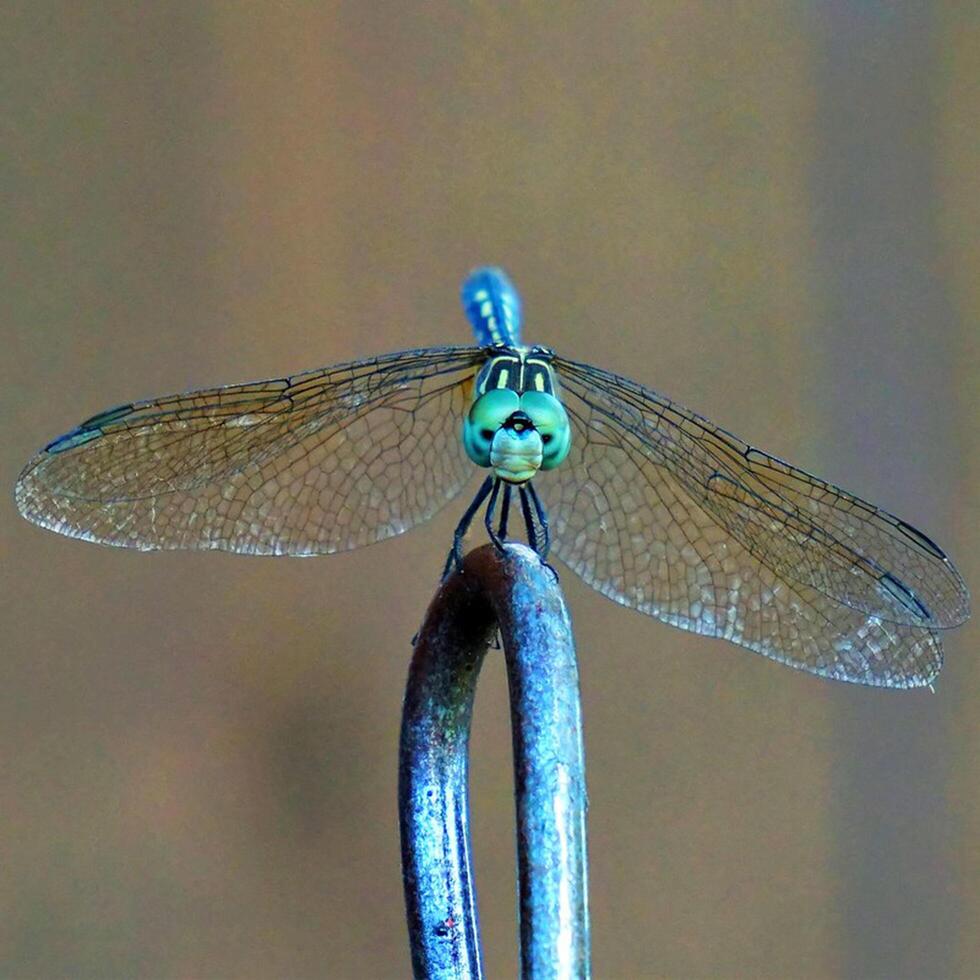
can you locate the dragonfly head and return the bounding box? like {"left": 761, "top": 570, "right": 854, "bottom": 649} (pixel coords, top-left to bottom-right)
{"left": 463, "top": 389, "right": 571, "bottom": 485}
{"left": 490, "top": 411, "right": 543, "bottom": 484}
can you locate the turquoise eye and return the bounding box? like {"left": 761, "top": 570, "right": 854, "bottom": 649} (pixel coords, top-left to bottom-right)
{"left": 519, "top": 391, "right": 571, "bottom": 469}
{"left": 463, "top": 389, "right": 520, "bottom": 466}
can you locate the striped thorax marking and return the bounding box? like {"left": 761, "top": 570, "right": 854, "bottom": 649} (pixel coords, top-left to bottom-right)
{"left": 475, "top": 346, "right": 558, "bottom": 397}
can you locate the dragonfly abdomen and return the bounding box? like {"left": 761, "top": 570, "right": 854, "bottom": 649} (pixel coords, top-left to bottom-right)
{"left": 461, "top": 267, "right": 522, "bottom": 347}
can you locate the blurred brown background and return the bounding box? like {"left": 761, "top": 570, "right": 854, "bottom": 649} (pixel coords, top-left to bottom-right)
{"left": 2, "top": 3, "right": 977, "bottom": 978}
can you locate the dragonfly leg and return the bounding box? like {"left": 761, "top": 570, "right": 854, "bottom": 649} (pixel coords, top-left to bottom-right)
{"left": 518, "top": 483, "right": 558, "bottom": 580}
{"left": 527, "top": 482, "right": 558, "bottom": 580}
{"left": 519, "top": 486, "right": 539, "bottom": 554}
{"left": 442, "top": 475, "right": 495, "bottom": 579}
{"left": 484, "top": 478, "right": 505, "bottom": 555}
{"left": 498, "top": 484, "right": 512, "bottom": 539}
{"left": 527, "top": 483, "right": 551, "bottom": 560}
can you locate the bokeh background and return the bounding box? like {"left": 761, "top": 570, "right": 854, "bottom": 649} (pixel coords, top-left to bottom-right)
{"left": 3, "top": 3, "right": 977, "bottom": 978}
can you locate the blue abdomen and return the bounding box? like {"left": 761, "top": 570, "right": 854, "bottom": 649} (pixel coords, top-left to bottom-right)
{"left": 461, "top": 267, "right": 522, "bottom": 347}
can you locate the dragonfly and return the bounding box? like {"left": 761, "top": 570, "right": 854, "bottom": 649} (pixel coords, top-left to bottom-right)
{"left": 15, "top": 268, "right": 969, "bottom": 688}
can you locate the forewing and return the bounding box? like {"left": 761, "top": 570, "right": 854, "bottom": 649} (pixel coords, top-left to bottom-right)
{"left": 16, "top": 346, "right": 486, "bottom": 555}
{"left": 543, "top": 356, "right": 969, "bottom": 687}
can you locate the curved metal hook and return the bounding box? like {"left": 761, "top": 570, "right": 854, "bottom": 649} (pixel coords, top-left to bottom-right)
{"left": 399, "top": 543, "right": 590, "bottom": 978}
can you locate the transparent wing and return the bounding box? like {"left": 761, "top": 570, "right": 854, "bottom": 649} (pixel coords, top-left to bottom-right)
{"left": 16, "top": 346, "right": 486, "bottom": 555}
{"left": 543, "top": 356, "right": 969, "bottom": 687}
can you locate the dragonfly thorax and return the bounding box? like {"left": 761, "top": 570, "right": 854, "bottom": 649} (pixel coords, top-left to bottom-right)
{"left": 474, "top": 346, "right": 557, "bottom": 397}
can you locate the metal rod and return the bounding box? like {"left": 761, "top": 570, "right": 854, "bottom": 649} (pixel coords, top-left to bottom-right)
{"left": 399, "top": 543, "right": 590, "bottom": 979}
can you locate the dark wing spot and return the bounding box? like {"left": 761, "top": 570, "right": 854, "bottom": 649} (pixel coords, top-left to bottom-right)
{"left": 81, "top": 403, "right": 135, "bottom": 429}
{"left": 45, "top": 426, "right": 101, "bottom": 454}
{"left": 879, "top": 572, "right": 932, "bottom": 622}
{"left": 895, "top": 518, "right": 948, "bottom": 561}
{"left": 46, "top": 402, "right": 136, "bottom": 454}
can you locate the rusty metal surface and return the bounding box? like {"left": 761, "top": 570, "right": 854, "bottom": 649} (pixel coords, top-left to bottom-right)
{"left": 399, "top": 544, "right": 589, "bottom": 978}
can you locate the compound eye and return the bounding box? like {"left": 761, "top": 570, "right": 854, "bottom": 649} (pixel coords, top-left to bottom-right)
{"left": 470, "top": 388, "right": 520, "bottom": 425}
{"left": 463, "top": 389, "right": 520, "bottom": 467}
{"left": 519, "top": 391, "right": 571, "bottom": 469}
